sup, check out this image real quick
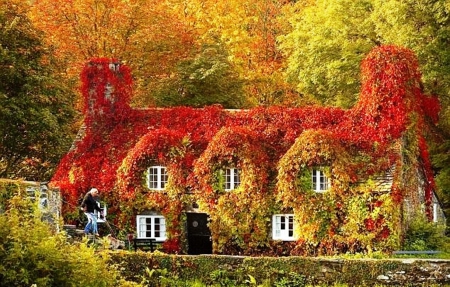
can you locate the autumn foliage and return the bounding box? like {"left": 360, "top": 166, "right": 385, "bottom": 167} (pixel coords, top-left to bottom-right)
{"left": 51, "top": 45, "right": 439, "bottom": 255}
{"left": 29, "top": 0, "right": 296, "bottom": 107}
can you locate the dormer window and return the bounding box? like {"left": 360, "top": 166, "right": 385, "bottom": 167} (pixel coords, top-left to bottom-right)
{"left": 312, "top": 168, "right": 330, "bottom": 192}
{"left": 225, "top": 168, "right": 240, "bottom": 191}
{"left": 147, "top": 166, "right": 168, "bottom": 190}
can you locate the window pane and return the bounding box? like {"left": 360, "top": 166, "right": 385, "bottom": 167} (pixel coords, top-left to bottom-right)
{"left": 154, "top": 217, "right": 160, "bottom": 237}
{"left": 145, "top": 217, "right": 152, "bottom": 237}
{"left": 160, "top": 218, "right": 166, "bottom": 238}
{"left": 288, "top": 216, "right": 294, "bottom": 237}
{"left": 148, "top": 167, "right": 158, "bottom": 189}
{"left": 225, "top": 169, "right": 231, "bottom": 190}
{"left": 225, "top": 168, "right": 240, "bottom": 190}
{"left": 161, "top": 167, "right": 168, "bottom": 189}
{"left": 234, "top": 169, "right": 240, "bottom": 188}
{"left": 138, "top": 217, "right": 146, "bottom": 238}
{"left": 274, "top": 216, "right": 281, "bottom": 237}
{"left": 312, "top": 169, "right": 329, "bottom": 192}
{"left": 320, "top": 172, "right": 327, "bottom": 190}
{"left": 275, "top": 216, "right": 281, "bottom": 230}
{"left": 312, "top": 170, "right": 318, "bottom": 190}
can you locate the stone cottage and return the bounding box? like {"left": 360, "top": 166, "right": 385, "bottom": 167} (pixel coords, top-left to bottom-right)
{"left": 50, "top": 45, "right": 445, "bottom": 255}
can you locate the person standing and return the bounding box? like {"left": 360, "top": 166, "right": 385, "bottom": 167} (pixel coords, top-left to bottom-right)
{"left": 80, "top": 188, "right": 102, "bottom": 236}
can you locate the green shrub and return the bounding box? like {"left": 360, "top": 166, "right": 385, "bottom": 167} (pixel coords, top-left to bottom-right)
{"left": 140, "top": 267, "right": 208, "bottom": 287}
{"left": 209, "top": 269, "right": 240, "bottom": 286}
{"left": 273, "top": 272, "right": 307, "bottom": 287}
{"left": 403, "top": 212, "right": 450, "bottom": 251}
{"left": 0, "top": 190, "right": 138, "bottom": 287}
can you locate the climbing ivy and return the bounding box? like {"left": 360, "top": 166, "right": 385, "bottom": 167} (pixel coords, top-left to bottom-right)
{"left": 51, "top": 46, "right": 439, "bottom": 255}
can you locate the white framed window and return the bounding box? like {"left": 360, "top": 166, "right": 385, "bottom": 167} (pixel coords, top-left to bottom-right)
{"left": 272, "top": 214, "right": 295, "bottom": 241}
{"left": 312, "top": 169, "right": 330, "bottom": 192}
{"left": 136, "top": 215, "right": 166, "bottom": 240}
{"left": 225, "top": 168, "right": 241, "bottom": 191}
{"left": 147, "top": 166, "right": 168, "bottom": 190}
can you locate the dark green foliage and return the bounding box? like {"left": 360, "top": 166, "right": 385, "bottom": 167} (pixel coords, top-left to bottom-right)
{"left": 0, "top": 180, "right": 17, "bottom": 212}
{"left": 431, "top": 138, "right": 450, "bottom": 224}
{"left": 208, "top": 268, "right": 243, "bottom": 286}
{"left": 154, "top": 43, "right": 246, "bottom": 109}
{"left": 273, "top": 272, "right": 307, "bottom": 287}
{"left": 403, "top": 213, "right": 450, "bottom": 252}
{"left": 0, "top": 1, "right": 76, "bottom": 180}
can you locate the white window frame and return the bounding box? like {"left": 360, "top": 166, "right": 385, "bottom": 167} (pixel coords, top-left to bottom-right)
{"left": 136, "top": 215, "right": 167, "bottom": 240}
{"left": 147, "top": 166, "right": 168, "bottom": 190}
{"left": 312, "top": 168, "right": 330, "bottom": 192}
{"left": 272, "top": 214, "right": 295, "bottom": 241}
{"left": 224, "top": 167, "right": 241, "bottom": 191}
{"left": 94, "top": 201, "right": 107, "bottom": 223}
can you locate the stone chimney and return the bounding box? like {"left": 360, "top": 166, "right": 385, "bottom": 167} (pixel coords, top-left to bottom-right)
{"left": 80, "top": 58, "right": 133, "bottom": 128}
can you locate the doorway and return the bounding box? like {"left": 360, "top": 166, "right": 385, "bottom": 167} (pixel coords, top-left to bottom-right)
{"left": 186, "top": 213, "right": 212, "bottom": 255}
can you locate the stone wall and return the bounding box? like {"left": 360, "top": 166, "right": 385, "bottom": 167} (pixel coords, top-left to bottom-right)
{"left": 110, "top": 253, "right": 450, "bottom": 286}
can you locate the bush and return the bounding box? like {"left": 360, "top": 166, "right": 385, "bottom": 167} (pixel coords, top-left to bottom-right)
{"left": 0, "top": 189, "right": 138, "bottom": 287}
{"left": 273, "top": 272, "right": 307, "bottom": 287}
{"left": 403, "top": 212, "right": 450, "bottom": 251}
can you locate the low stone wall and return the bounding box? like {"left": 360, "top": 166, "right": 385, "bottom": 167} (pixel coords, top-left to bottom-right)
{"left": 243, "top": 257, "right": 450, "bottom": 285}
{"left": 371, "top": 259, "right": 450, "bottom": 285}
{"left": 301, "top": 258, "right": 450, "bottom": 285}
{"left": 109, "top": 252, "right": 450, "bottom": 286}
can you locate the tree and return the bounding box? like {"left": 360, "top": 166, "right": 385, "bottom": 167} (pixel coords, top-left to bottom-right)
{"left": 0, "top": 0, "right": 76, "bottom": 180}
{"left": 153, "top": 43, "right": 246, "bottom": 108}
{"left": 30, "top": 0, "right": 299, "bottom": 108}
{"left": 280, "top": 0, "right": 450, "bottom": 109}
{"left": 192, "top": 0, "right": 300, "bottom": 106}
{"left": 29, "top": 0, "right": 199, "bottom": 107}
{"left": 279, "top": 0, "right": 376, "bottom": 108}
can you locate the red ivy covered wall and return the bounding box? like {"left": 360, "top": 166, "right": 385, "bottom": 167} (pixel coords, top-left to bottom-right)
{"left": 51, "top": 45, "right": 439, "bottom": 255}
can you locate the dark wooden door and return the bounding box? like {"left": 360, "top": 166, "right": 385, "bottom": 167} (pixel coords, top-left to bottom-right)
{"left": 186, "top": 213, "right": 212, "bottom": 255}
